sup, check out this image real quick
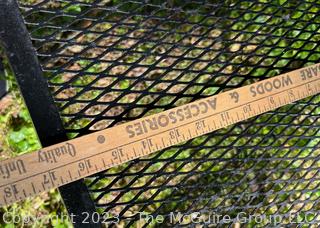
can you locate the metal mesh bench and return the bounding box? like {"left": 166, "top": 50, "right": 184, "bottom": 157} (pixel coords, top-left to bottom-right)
{"left": 1, "top": 0, "right": 320, "bottom": 227}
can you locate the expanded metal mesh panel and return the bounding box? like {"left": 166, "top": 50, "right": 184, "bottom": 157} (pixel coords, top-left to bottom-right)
{"left": 19, "top": 0, "right": 320, "bottom": 226}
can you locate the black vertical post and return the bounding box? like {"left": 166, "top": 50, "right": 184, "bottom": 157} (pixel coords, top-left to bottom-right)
{"left": 0, "top": 57, "right": 6, "bottom": 99}
{"left": 0, "top": 1, "right": 101, "bottom": 227}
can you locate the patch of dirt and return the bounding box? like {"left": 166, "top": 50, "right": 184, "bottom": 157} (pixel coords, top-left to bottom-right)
{"left": 0, "top": 94, "right": 14, "bottom": 114}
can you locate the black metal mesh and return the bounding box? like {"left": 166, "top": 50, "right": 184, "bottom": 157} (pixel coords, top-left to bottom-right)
{"left": 18, "top": 0, "right": 320, "bottom": 226}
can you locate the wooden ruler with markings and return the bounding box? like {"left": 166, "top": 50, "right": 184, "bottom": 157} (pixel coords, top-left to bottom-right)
{"left": 0, "top": 63, "right": 320, "bottom": 207}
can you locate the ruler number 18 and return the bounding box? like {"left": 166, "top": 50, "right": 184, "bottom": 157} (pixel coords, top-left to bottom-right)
{"left": 4, "top": 184, "right": 19, "bottom": 199}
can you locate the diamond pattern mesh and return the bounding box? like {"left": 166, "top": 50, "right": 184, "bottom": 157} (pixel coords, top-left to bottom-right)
{"left": 18, "top": 0, "right": 320, "bottom": 226}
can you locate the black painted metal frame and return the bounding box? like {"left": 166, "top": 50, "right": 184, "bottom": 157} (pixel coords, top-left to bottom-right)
{"left": 0, "top": 0, "right": 100, "bottom": 227}
{"left": 0, "top": 57, "right": 6, "bottom": 99}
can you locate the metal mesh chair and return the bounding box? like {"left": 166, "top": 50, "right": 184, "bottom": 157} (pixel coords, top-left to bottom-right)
{"left": 1, "top": 0, "right": 320, "bottom": 227}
